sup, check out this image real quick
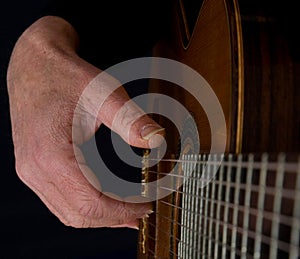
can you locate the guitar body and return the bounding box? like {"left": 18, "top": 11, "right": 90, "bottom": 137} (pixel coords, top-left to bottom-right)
{"left": 138, "top": 0, "right": 300, "bottom": 258}
{"left": 149, "top": 0, "right": 242, "bottom": 154}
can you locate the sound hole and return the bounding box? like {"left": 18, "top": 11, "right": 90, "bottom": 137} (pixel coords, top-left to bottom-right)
{"left": 178, "top": 0, "right": 204, "bottom": 47}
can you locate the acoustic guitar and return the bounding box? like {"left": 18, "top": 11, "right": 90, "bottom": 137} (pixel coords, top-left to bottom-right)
{"left": 137, "top": 0, "right": 300, "bottom": 258}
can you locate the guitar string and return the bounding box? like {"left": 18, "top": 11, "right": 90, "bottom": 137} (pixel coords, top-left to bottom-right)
{"left": 144, "top": 170, "right": 299, "bottom": 201}
{"left": 142, "top": 154, "right": 300, "bottom": 205}
{"left": 141, "top": 154, "right": 300, "bottom": 254}
{"left": 151, "top": 197, "right": 299, "bottom": 254}
{"left": 143, "top": 219, "right": 299, "bottom": 256}
{"left": 144, "top": 158, "right": 300, "bottom": 173}
{"left": 146, "top": 222, "right": 200, "bottom": 252}
{"left": 145, "top": 210, "right": 300, "bottom": 256}
{"left": 144, "top": 193, "right": 300, "bottom": 256}
{"left": 153, "top": 202, "right": 298, "bottom": 254}
{"left": 157, "top": 198, "right": 296, "bottom": 231}
{"left": 145, "top": 218, "right": 297, "bottom": 258}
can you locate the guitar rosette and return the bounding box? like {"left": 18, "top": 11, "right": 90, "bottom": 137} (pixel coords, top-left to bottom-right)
{"left": 72, "top": 57, "right": 226, "bottom": 202}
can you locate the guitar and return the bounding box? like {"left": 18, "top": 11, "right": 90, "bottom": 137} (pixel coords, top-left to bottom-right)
{"left": 137, "top": 0, "right": 300, "bottom": 258}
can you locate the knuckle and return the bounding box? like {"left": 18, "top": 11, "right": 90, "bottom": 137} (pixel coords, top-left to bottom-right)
{"left": 78, "top": 201, "right": 102, "bottom": 219}
{"left": 65, "top": 202, "right": 106, "bottom": 228}
{"left": 118, "top": 204, "right": 131, "bottom": 219}
{"left": 63, "top": 214, "right": 92, "bottom": 228}
{"left": 76, "top": 194, "right": 113, "bottom": 221}
{"left": 14, "top": 156, "right": 36, "bottom": 187}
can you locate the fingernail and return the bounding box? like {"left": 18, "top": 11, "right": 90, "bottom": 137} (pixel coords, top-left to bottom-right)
{"left": 141, "top": 125, "right": 165, "bottom": 140}
{"left": 144, "top": 210, "right": 155, "bottom": 218}
{"left": 129, "top": 220, "right": 140, "bottom": 230}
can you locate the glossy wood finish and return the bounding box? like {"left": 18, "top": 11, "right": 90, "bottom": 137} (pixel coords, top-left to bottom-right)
{"left": 138, "top": 0, "right": 300, "bottom": 257}
{"left": 149, "top": 0, "right": 242, "bottom": 154}
{"left": 239, "top": 1, "right": 300, "bottom": 153}
{"left": 139, "top": 0, "right": 241, "bottom": 257}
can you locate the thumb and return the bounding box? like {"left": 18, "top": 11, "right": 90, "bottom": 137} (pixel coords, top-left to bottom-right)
{"left": 76, "top": 70, "right": 165, "bottom": 148}
{"left": 109, "top": 98, "right": 165, "bottom": 148}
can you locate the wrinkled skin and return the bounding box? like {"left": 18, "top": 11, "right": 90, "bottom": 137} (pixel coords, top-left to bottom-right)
{"left": 7, "top": 16, "right": 164, "bottom": 229}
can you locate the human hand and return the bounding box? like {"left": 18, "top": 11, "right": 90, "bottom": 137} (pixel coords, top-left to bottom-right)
{"left": 7, "top": 16, "right": 164, "bottom": 228}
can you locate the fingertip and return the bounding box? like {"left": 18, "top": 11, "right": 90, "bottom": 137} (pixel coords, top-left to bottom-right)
{"left": 140, "top": 125, "right": 165, "bottom": 149}
{"left": 148, "top": 133, "right": 165, "bottom": 149}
